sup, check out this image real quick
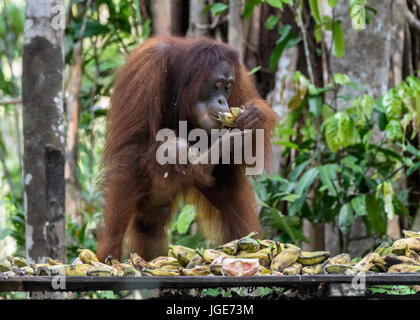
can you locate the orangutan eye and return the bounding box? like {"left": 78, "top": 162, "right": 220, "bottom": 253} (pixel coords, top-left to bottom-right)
{"left": 215, "top": 81, "right": 223, "bottom": 88}
{"left": 226, "top": 82, "right": 232, "bottom": 89}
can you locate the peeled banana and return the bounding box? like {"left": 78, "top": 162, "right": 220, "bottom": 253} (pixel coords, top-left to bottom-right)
{"left": 218, "top": 107, "right": 244, "bottom": 127}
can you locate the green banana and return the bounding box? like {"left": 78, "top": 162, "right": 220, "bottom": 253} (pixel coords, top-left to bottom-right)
{"left": 105, "top": 255, "right": 120, "bottom": 266}
{"left": 65, "top": 264, "right": 91, "bottom": 276}
{"left": 216, "top": 240, "right": 239, "bottom": 255}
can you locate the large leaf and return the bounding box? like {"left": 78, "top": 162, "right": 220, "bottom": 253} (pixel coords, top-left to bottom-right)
{"left": 318, "top": 164, "right": 339, "bottom": 196}
{"left": 351, "top": 195, "right": 367, "bottom": 216}
{"left": 366, "top": 194, "right": 386, "bottom": 236}
{"left": 288, "top": 168, "right": 319, "bottom": 216}
{"left": 338, "top": 203, "right": 354, "bottom": 235}
{"left": 269, "top": 25, "right": 294, "bottom": 72}
{"left": 324, "top": 112, "right": 356, "bottom": 152}
{"left": 176, "top": 205, "right": 196, "bottom": 234}
{"left": 383, "top": 180, "right": 394, "bottom": 220}
{"left": 332, "top": 21, "right": 345, "bottom": 58}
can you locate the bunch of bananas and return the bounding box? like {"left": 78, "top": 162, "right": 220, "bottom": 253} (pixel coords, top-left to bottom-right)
{"left": 1, "top": 230, "right": 420, "bottom": 277}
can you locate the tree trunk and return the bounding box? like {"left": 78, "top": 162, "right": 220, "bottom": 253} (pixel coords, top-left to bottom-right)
{"left": 228, "top": 0, "right": 245, "bottom": 60}
{"left": 22, "top": 0, "right": 66, "bottom": 263}
{"left": 151, "top": 0, "right": 172, "bottom": 35}
{"left": 325, "top": 0, "right": 395, "bottom": 257}
{"left": 187, "top": 0, "right": 209, "bottom": 38}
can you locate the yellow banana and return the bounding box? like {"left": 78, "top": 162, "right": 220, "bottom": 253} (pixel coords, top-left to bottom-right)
{"left": 282, "top": 262, "right": 303, "bottom": 275}
{"left": 112, "top": 263, "right": 141, "bottom": 276}
{"left": 324, "top": 264, "right": 365, "bottom": 275}
{"left": 0, "top": 259, "right": 12, "bottom": 272}
{"left": 149, "top": 256, "right": 179, "bottom": 268}
{"left": 130, "top": 253, "right": 151, "bottom": 270}
{"left": 230, "top": 107, "right": 244, "bottom": 117}
{"left": 392, "top": 238, "right": 420, "bottom": 255}
{"left": 383, "top": 255, "right": 420, "bottom": 269}
{"left": 210, "top": 263, "right": 222, "bottom": 275}
{"left": 65, "top": 264, "right": 91, "bottom": 276}
{"left": 105, "top": 255, "right": 120, "bottom": 266}
{"left": 49, "top": 265, "right": 67, "bottom": 276}
{"left": 388, "top": 264, "right": 420, "bottom": 273}
{"left": 11, "top": 257, "right": 30, "bottom": 268}
{"left": 302, "top": 263, "right": 324, "bottom": 275}
{"left": 144, "top": 268, "right": 180, "bottom": 276}
{"left": 168, "top": 245, "right": 196, "bottom": 267}
{"left": 77, "top": 249, "right": 99, "bottom": 264}
{"left": 185, "top": 253, "right": 204, "bottom": 269}
{"left": 270, "top": 248, "right": 301, "bottom": 272}
{"left": 235, "top": 251, "right": 270, "bottom": 267}
{"left": 35, "top": 265, "right": 51, "bottom": 276}
{"left": 180, "top": 265, "right": 211, "bottom": 276}
{"left": 198, "top": 249, "right": 229, "bottom": 264}
{"left": 237, "top": 237, "right": 260, "bottom": 253}
{"left": 354, "top": 253, "right": 382, "bottom": 271}
{"left": 216, "top": 240, "right": 239, "bottom": 255}
{"left": 402, "top": 230, "right": 420, "bottom": 238}
{"left": 297, "top": 251, "right": 330, "bottom": 266}
{"left": 46, "top": 257, "right": 64, "bottom": 266}
{"left": 328, "top": 253, "right": 351, "bottom": 265}
{"left": 21, "top": 266, "right": 35, "bottom": 276}
{"left": 259, "top": 266, "right": 272, "bottom": 275}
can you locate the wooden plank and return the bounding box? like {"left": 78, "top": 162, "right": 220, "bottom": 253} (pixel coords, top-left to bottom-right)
{"left": 1, "top": 274, "right": 420, "bottom": 292}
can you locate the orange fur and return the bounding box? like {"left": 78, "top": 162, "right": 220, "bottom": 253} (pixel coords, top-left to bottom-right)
{"left": 96, "top": 36, "right": 277, "bottom": 261}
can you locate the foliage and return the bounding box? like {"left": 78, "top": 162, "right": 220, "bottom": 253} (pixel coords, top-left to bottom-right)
{"left": 258, "top": 71, "right": 420, "bottom": 251}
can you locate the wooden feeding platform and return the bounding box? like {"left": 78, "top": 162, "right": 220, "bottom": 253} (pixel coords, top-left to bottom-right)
{"left": 1, "top": 274, "right": 420, "bottom": 298}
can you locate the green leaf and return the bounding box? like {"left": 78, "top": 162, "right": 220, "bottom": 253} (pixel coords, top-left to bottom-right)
{"left": 366, "top": 194, "right": 386, "bottom": 236}
{"left": 265, "top": 15, "right": 280, "bottom": 30}
{"left": 248, "top": 66, "right": 261, "bottom": 75}
{"left": 289, "top": 168, "right": 319, "bottom": 216}
{"left": 383, "top": 90, "right": 403, "bottom": 121}
{"left": 324, "top": 112, "right": 356, "bottom": 152}
{"left": 309, "top": 0, "right": 321, "bottom": 24}
{"left": 334, "top": 73, "right": 351, "bottom": 85}
{"left": 328, "top": 0, "right": 339, "bottom": 7}
{"left": 269, "top": 25, "right": 294, "bottom": 71}
{"left": 244, "top": 0, "right": 262, "bottom": 18}
{"left": 386, "top": 120, "right": 403, "bottom": 142}
{"left": 318, "top": 165, "right": 338, "bottom": 196}
{"left": 289, "top": 160, "right": 311, "bottom": 181}
{"left": 332, "top": 21, "right": 345, "bottom": 58}
{"left": 210, "top": 3, "right": 229, "bottom": 16}
{"left": 176, "top": 205, "right": 196, "bottom": 234}
{"left": 280, "top": 194, "right": 301, "bottom": 202}
{"left": 267, "top": 0, "right": 292, "bottom": 10}
{"left": 383, "top": 181, "right": 394, "bottom": 220}
{"left": 351, "top": 195, "right": 367, "bottom": 216}
{"left": 309, "top": 96, "right": 322, "bottom": 116}
{"left": 338, "top": 203, "right": 354, "bottom": 235}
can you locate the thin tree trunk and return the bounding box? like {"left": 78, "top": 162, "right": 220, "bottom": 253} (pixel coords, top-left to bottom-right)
{"left": 151, "top": 0, "right": 172, "bottom": 35}
{"left": 65, "top": 0, "right": 91, "bottom": 223}
{"left": 228, "top": 0, "right": 245, "bottom": 60}
{"left": 22, "top": 0, "right": 66, "bottom": 263}
{"left": 187, "top": 0, "right": 209, "bottom": 38}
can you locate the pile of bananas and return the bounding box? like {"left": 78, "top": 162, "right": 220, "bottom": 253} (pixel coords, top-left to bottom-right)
{"left": 1, "top": 230, "right": 420, "bottom": 277}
